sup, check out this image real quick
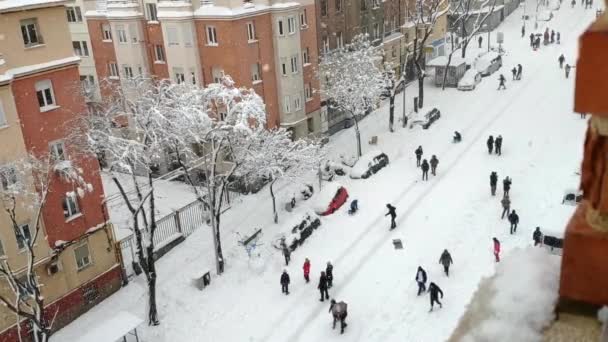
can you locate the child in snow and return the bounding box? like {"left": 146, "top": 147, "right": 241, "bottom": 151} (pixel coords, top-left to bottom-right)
{"left": 493, "top": 237, "right": 501, "bottom": 262}
{"left": 303, "top": 258, "right": 311, "bottom": 283}
{"left": 498, "top": 74, "right": 507, "bottom": 90}
{"left": 533, "top": 227, "right": 543, "bottom": 246}
{"left": 386, "top": 204, "right": 397, "bottom": 230}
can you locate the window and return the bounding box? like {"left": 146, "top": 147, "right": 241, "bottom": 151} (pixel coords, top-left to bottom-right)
{"left": 72, "top": 41, "right": 89, "bottom": 57}
{"left": 247, "top": 22, "right": 256, "bottom": 41}
{"left": 20, "top": 18, "right": 43, "bottom": 46}
{"left": 15, "top": 224, "right": 31, "bottom": 250}
{"left": 173, "top": 67, "right": 185, "bottom": 84}
{"left": 320, "top": 0, "right": 327, "bottom": 16}
{"left": 137, "top": 65, "right": 143, "bottom": 76}
{"left": 128, "top": 24, "right": 138, "bottom": 43}
{"left": 303, "top": 47, "right": 310, "bottom": 64}
{"left": 251, "top": 63, "right": 261, "bottom": 81}
{"left": 305, "top": 83, "right": 313, "bottom": 100}
{"left": 308, "top": 117, "right": 314, "bottom": 133}
{"left": 167, "top": 27, "right": 179, "bottom": 46}
{"left": 108, "top": 62, "right": 119, "bottom": 77}
{"left": 300, "top": 10, "right": 308, "bottom": 27}
{"left": 281, "top": 60, "right": 287, "bottom": 76}
{"left": 63, "top": 193, "right": 80, "bottom": 218}
{"left": 146, "top": 3, "right": 158, "bottom": 21}
{"left": 116, "top": 25, "right": 127, "bottom": 43}
{"left": 284, "top": 95, "right": 291, "bottom": 113}
{"left": 360, "top": 0, "right": 367, "bottom": 11}
{"left": 206, "top": 26, "right": 218, "bottom": 45}
{"left": 336, "top": 0, "right": 342, "bottom": 12}
{"left": 35, "top": 80, "right": 55, "bottom": 110}
{"left": 154, "top": 45, "right": 165, "bottom": 62}
{"left": 218, "top": 108, "right": 227, "bottom": 121}
{"left": 189, "top": 68, "right": 196, "bottom": 84}
{"left": 212, "top": 67, "right": 224, "bottom": 83}
{"left": 337, "top": 32, "right": 343, "bottom": 48}
{"left": 0, "top": 99, "right": 6, "bottom": 127}
{"left": 290, "top": 56, "right": 298, "bottom": 73}
{"left": 182, "top": 26, "right": 193, "bottom": 47}
{"left": 74, "top": 241, "right": 92, "bottom": 270}
{"left": 287, "top": 17, "right": 296, "bottom": 34}
{"left": 49, "top": 140, "right": 66, "bottom": 161}
{"left": 123, "top": 65, "right": 133, "bottom": 78}
{"left": 80, "top": 75, "right": 95, "bottom": 94}
{"left": 0, "top": 166, "right": 17, "bottom": 190}
{"left": 373, "top": 23, "right": 380, "bottom": 39}
{"left": 294, "top": 94, "right": 302, "bottom": 111}
{"left": 278, "top": 19, "right": 284, "bottom": 36}
{"left": 322, "top": 36, "right": 329, "bottom": 53}
{"left": 102, "top": 24, "right": 112, "bottom": 40}
{"left": 372, "top": 0, "right": 380, "bottom": 7}
{"left": 66, "top": 6, "right": 83, "bottom": 23}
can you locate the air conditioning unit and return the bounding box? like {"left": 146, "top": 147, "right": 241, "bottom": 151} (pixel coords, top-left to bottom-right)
{"left": 46, "top": 257, "right": 62, "bottom": 276}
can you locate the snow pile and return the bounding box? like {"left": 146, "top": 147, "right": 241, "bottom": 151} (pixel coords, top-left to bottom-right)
{"left": 351, "top": 150, "right": 383, "bottom": 178}
{"left": 474, "top": 51, "right": 500, "bottom": 73}
{"left": 462, "top": 247, "right": 560, "bottom": 342}
{"left": 313, "top": 182, "right": 343, "bottom": 214}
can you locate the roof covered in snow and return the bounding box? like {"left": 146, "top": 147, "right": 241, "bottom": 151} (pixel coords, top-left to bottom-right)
{"left": 0, "top": 0, "right": 67, "bottom": 13}
{"left": 427, "top": 54, "right": 467, "bottom": 67}
{"left": 194, "top": 2, "right": 300, "bottom": 19}
{"left": 78, "top": 311, "right": 143, "bottom": 342}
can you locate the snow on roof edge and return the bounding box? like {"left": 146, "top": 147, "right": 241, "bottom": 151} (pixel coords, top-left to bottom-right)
{"left": 0, "top": 0, "right": 68, "bottom": 13}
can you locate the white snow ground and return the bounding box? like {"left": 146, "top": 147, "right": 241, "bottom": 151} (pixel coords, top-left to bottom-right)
{"left": 54, "top": 1, "right": 602, "bottom": 341}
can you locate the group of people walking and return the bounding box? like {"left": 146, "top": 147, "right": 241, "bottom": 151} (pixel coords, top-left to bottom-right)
{"left": 415, "top": 249, "right": 453, "bottom": 312}
{"left": 510, "top": 64, "right": 524, "bottom": 81}
{"left": 486, "top": 135, "right": 504, "bottom": 155}
{"left": 559, "top": 54, "right": 573, "bottom": 78}
{"left": 415, "top": 146, "right": 440, "bottom": 181}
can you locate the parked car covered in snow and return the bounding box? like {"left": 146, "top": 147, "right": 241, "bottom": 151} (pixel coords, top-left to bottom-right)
{"left": 562, "top": 189, "right": 583, "bottom": 205}
{"left": 410, "top": 108, "right": 441, "bottom": 129}
{"left": 457, "top": 69, "right": 483, "bottom": 91}
{"left": 475, "top": 51, "right": 502, "bottom": 76}
{"left": 273, "top": 211, "right": 322, "bottom": 251}
{"left": 350, "top": 150, "right": 389, "bottom": 179}
{"left": 313, "top": 182, "right": 349, "bottom": 216}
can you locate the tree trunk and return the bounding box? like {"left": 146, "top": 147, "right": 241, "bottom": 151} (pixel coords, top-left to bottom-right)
{"left": 146, "top": 245, "right": 159, "bottom": 326}
{"left": 417, "top": 75, "right": 425, "bottom": 109}
{"left": 389, "top": 93, "right": 395, "bottom": 132}
{"left": 213, "top": 212, "right": 225, "bottom": 274}
{"left": 270, "top": 179, "right": 278, "bottom": 223}
{"left": 353, "top": 114, "right": 362, "bottom": 157}
{"left": 441, "top": 54, "right": 454, "bottom": 90}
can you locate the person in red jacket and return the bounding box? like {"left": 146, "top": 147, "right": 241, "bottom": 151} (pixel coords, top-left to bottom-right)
{"left": 303, "top": 258, "right": 311, "bottom": 283}
{"left": 493, "top": 237, "right": 501, "bottom": 262}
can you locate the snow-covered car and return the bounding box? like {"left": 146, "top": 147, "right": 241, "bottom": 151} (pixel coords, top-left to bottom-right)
{"left": 457, "top": 69, "right": 483, "bottom": 91}
{"left": 350, "top": 150, "right": 389, "bottom": 179}
{"left": 475, "top": 52, "right": 502, "bottom": 76}
{"left": 273, "top": 211, "right": 321, "bottom": 252}
{"left": 410, "top": 108, "right": 441, "bottom": 129}
{"left": 313, "top": 182, "right": 349, "bottom": 216}
{"left": 537, "top": 10, "right": 553, "bottom": 21}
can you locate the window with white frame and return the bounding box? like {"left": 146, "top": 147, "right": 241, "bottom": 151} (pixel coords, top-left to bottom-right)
{"left": 373, "top": 23, "right": 380, "bottom": 39}
{"left": 166, "top": 26, "right": 179, "bottom": 46}
{"left": 128, "top": 24, "right": 138, "bottom": 43}
{"left": 218, "top": 108, "right": 227, "bottom": 121}
{"left": 300, "top": 10, "right": 307, "bottom": 27}
{"left": 80, "top": 75, "right": 95, "bottom": 95}
{"left": 137, "top": 65, "right": 143, "bottom": 76}
{"left": 20, "top": 18, "right": 43, "bottom": 47}
{"left": 146, "top": 3, "right": 158, "bottom": 21}
{"left": 72, "top": 41, "right": 89, "bottom": 57}
{"left": 281, "top": 59, "right": 287, "bottom": 76}
{"left": 154, "top": 45, "right": 165, "bottom": 62}
{"left": 277, "top": 19, "right": 284, "bottom": 36}
{"left": 35, "top": 80, "right": 55, "bottom": 110}
{"left": 303, "top": 47, "right": 310, "bottom": 64}
{"left": 123, "top": 65, "right": 133, "bottom": 78}
{"left": 102, "top": 24, "right": 112, "bottom": 40}
{"left": 0, "top": 99, "right": 6, "bottom": 127}
{"left": 189, "top": 68, "right": 196, "bottom": 84}
{"left": 251, "top": 63, "right": 261, "bottom": 81}
{"left": 182, "top": 26, "right": 193, "bottom": 47}
{"left": 360, "top": 0, "right": 367, "bottom": 11}
{"left": 284, "top": 95, "right": 291, "bottom": 113}
{"left": 15, "top": 224, "right": 31, "bottom": 251}
{"left": 66, "top": 6, "right": 83, "bottom": 23}
{"left": 212, "top": 67, "right": 224, "bottom": 83}
{"left": 305, "top": 83, "right": 313, "bottom": 100}
{"left": 372, "top": 0, "right": 379, "bottom": 7}
{"left": 290, "top": 56, "right": 298, "bottom": 73}
{"left": 206, "top": 26, "right": 218, "bottom": 45}
{"left": 335, "top": 0, "right": 342, "bottom": 12}
{"left": 108, "top": 62, "right": 119, "bottom": 77}
{"left": 294, "top": 94, "right": 302, "bottom": 111}
{"left": 63, "top": 192, "right": 80, "bottom": 218}
{"left": 322, "top": 36, "right": 329, "bottom": 53}
{"left": 49, "top": 140, "right": 66, "bottom": 161}
{"left": 246, "top": 22, "right": 256, "bottom": 41}
{"left": 320, "top": 0, "right": 327, "bottom": 16}
{"left": 287, "top": 17, "right": 296, "bottom": 34}
{"left": 337, "top": 32, "right": 343, "bottom": 48}
{"left": 116, "top": 25, "right": 127, "bottom": 43}
{"left": 74, "top": 240, "right": 92, "bottom": 270}
{"left": 173, "top": 67, "right": 185, "bottom": 84}
{"left": 0, "top": 166, "right": 17, "bottom": 190}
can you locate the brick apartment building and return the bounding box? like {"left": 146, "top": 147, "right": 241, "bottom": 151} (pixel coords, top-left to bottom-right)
{"left": 0, "top": 0, "right": 122, "bottom": 340}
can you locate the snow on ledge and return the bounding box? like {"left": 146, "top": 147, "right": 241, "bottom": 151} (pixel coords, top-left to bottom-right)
{"left": 0, "top": 0, "right": 67, "bottom": 13}
{"left": 7, "top": 56, "right": 81, "bottom": 78}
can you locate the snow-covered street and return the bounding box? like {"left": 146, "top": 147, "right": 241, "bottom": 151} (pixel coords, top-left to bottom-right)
{"left": 54, "top": 1, "right": 601, "bottom": 340}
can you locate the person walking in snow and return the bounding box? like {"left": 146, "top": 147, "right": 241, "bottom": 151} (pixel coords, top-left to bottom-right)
{"left": 521, "top": 25, "right": 525, "bottom": 38}
{"left": 281, "top": 269, "right": 290, "bottom": 295}
{"left": 430, "top": 155, "right": 439, "bottom": 176}
{"left": 439, "top": 249, "right": 453, "bottom": 277}
{"left": 557, "top": 32, "right": 561, "bottom": 44}
{"left": 386, "top": 203, "right": 397, "bottom": 230}
{"left": 421, "top": 159, "right": 430, "bottom": 181}
{"left": 487, "top": 135, "right": 494, "bottom": 154}
{"left": 428, "top": 282, "right": 444, "bottom": 312}
{"left": 535, "top": 37, "right": 541, "bottom": 50}
{"left": 281, "top": 240, "right": 291, "bottom": 266}
{"left": 303, "top": 258, "right": 311, "bottom": 283}
{"left": 415, "top": 146, "right": 423, "bottom": 167}
{"left": 478, "top": 35, "right": 483, "bottom": 48}
{"left": 511, "top": 67, "right": 517, "bottom": 80}
{"left": 517, "top": 64, "right": 523, "bottom": 80}
{"left": 571, "top": 0, "right": 575, "bottom": 7}
{"left": 533, "top": 227, "right": 543, "bottom": 246}
{"left": 551, "top": 30, "right": 555, "bottom": 43}
{"left": 493, "top": 237, "right": 501, "bottom": 262}
{"left": 326, "top": 261, "right": 334, "bottom": 288}
{"left": 329, "top": 299, "right": 348, "bottom": 334}
{"left": 490, "top": 171, "right": 498, "bottom": 196}
{"left": 559, "top": 54, "right": 565, "bottom": 68}
{"left": 501, "top": 194, "right": 511, "bottom": 219}
{"left": 318, "top": 271, "right": 330, "bottom": 301}
{"left": 529, "top": 33, "right": 535, "bottom": 46}
{"left": 495, "top": 135, "right": 503, "bottom": 155}
{"left": 503, "top": 176, "right": 512, "bottom": 197}
{"left": 498, "top": 74, "right": 507, "bottom": 90}
{"left": 565, "top": 64, "right": 572, "bottom": 78}
{"left": 508, "top": 210, "right": 520, "bottom": 234}
{"left": 415, "top": 266, "right": 428, "bottom": 296}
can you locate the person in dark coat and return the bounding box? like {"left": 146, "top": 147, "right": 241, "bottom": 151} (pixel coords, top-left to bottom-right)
{"left": 415, "top": 266, "right": 427, "bottom": 296}
{"left": 517, "top": 64, "right": 523, "bottom": 80}
{"left": 415, "top": 146, "right": 423, "bottom": 167}
{"left": 559, "top": 54, "right": 565, "bottom": 68}
{"left": 535, "top": 37, "right": 541, "bottom": 49}
{"left": 281, "top": 270, "right": 290, "bottom": 295}
{"left": 303, "top": 258, "right": 311, "bottom": 283}
{"left": 529, "top": 33, "right": 535, "bottom": 46}
{"left": 329, "top": 299, "right": 348, "bottom": 334}
{"left": 478, "top": 35, "right": 483, "bottom": 48}
{"left": 521, "top": 25, "right": 525, "bottom": 38}
{"left": 495, "top": 135, "right": 503, "bottom": 155}
{"left": 453, "top": 131, "right": 462, "bottom": 142}
{"left": 557, "top": 32, "right": 561, "bottom": 44}
{"left": 533, "top": 227, "right": 543, "bottom": 246}
{"left": 421, "top": 159, "right": 430, "bottom": 181}
{"left": 511, "top": 67, "right": 517, "bottom": 80}
{"left": 386, "top": 204, "right": 397, "bottom": 229}
{"left": 508, "top": 210, "right": 520, "bottom": 234}
{"left": 498, "top": 74, "right": 507, "bottom": 90}
{"left": 487, "top": 135, "right": 494, "bottom": 154}
{"left": 490, "top": 171, "right": 498, "bottom": 196}
{"left": 428, "top": 282, "right": 444, "bottom": 312}
{"left": 326, "top": 261, "right": 334, "bottom": 288}
{"left": 565, "top": 64, "right": 572, "bottom": 78}
{"left": 503, "top": 176, "right": 512, "bottom": 197}
{"left": 318, "top": 271, "right": 329, "bottom": 301}
{"left": 501, "top": 194, "right": 511, "bottom": 219}
{"left": 282, "top": 245, "right": 291, "bottom": 266}
{"left": 551, "top": 30, "right": 555, "bottom": 43}
{"left": 430, "top": 155, "right": 439, "bottom": 176}
{"left": 493, "top": 237, "right": 501, "bottom": 262}
{"left": 439, "top": 249, "right": 453, "bottom": 276}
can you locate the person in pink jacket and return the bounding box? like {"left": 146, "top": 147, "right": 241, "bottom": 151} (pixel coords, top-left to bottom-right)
{"left": 493, "top": 237, "right": 501, "bottom": 262}
{"left": 303, "top": 258, "right": 311, "bottom": 283}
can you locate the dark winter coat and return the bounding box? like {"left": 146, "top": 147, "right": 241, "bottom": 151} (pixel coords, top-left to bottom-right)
{"left": 559, "top": 55, "right": 565, "bottom": 64}
{"left": 487, "top": 136, "right": 494, "bottom": 148}
{"left": 283, "top": 246, "right": 291, "bottom": 258}
{"left": 421, "top": 161, "right": 430, "bottom": 172}
{"left": 501, "top": 197, "right": 511, "bottom": 209}
{"left": 517, "top": 64, "right": 523, "bottom": 75}
{"left": 430, "top": 157, "right": 439, "bottom": 168}
{"left": 318, "top": 274, "right": 328, "bottom": 290}
{"left": 326, "top": 264, "right": 334, "bottom": 279}
{"left": 415, "top": 267, "right": 427, "bottom": 283}
{"left": 415, "top": 147, "right": 423, "bottom": 157}
{"left": 329, "top": 301, "right": 348, "bottom": 317}
{"left": 495, "top": 136, "right": 503, "bottom": 148}
{"left": 439, "top": 251, "right": 453, "bottom": 267}
{"left": 428, "top": 283, "right": 444, "bottom": 299}
{"left": 533, "top": 229, "right": 542, "bottom": 243}
{"left": 281, "top": 272, "right": 290, "bottom": 285}
{"left": 503, "top": 178, "right": 511, "bottom": 191}
{"left": 386, "top": 205, "right": 396, "bottom": 218}
{"left": 508, "top": 212, "right": 519, "bottom": 224}
{"left": 490, "top": 173, "right": 498, "bottom": 186}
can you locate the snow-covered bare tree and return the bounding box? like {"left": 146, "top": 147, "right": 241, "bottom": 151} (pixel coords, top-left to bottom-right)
{"left": 319, "top": 34, "right": 387, "bottom": 157}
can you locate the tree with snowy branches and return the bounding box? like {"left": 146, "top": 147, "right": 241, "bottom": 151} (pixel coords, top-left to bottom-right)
{"left": 319, "top": 34, "right": 387, "bottom": 157}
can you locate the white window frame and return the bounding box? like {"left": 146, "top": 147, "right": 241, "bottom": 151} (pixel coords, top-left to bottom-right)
{"left": 123, "top": 65, "right": 133, "bottom": 78}
{"left": 336, "top": 0, "right": 342, "bottom": 12}
{"left": 294, "top": 94, "right": 302, "bottom": 111}
{"left": 212, "top": 67, "right": 224, "bottom": 83}
{"left": 154, "top": 45, "right": 165, "bottom": 62}
{"left": 246, "top": 22, "right": 256, "bottom": 42}
{"left": 63, "top": 192, "right": 80, "bottom": 219}
{"left": 102, "top": 24, "right": 112, "bottom": 41}
{"left": 281, "top": 60, "right": 287, "bottom": 76}
{"left": 303, "top": 47, "right": 310, "bottom": 65}
{"left": 287, "top": 17, "right": 296, "bottom": 34}
{"left": 20, "top": 18, "right": 43, "bottom": 47}
{"left": 173, "top": 67, "right": 185, "bottom": 84}
{"left": 116, "top": 25, "right": 127, "bottom": 43}
{"left": 74, "top": 240, "right": 92, "bottom": 270}
{"left": 128, "top": 24, "right": 139, "bottom": 44}
{"left": 15, "top": 224, "right": 31, "bottom": 251}
{"left": 251, "top": 63, "right": 261, "bottom": 82}
{"left": 108, "top": 62, "right": 119, "bottom": 78}
{"left": 337, "top": 32, "right": 344, "bottom": 48}
{"left": 80, "top": 75, "right": 95, "bottom": 95}
{"left": 0, "top": 99, "right": 7, "bottom": 127}
{"left": 0, "top": 166, "right": 17, "bottom": 190}
{"left": 305, "top": 83, "right": 313, "bottom": 100}
{"left": 189, "top": 68, "right": 196, "bottom": 85}
{"left": 290, "top": 56, "right": 298, "bottom": 73}
{"left": 35, "top": 79, "right": 56, "bottom": 111}
{"left": 72, "top": 41, "right": 89, "bottom": 57}
{"left": 284, "top": 95, "right": 291, "bottom": 113}
{"left": 49, "top": 140, "right": 66, "bottom": 161}
{"left": 300, "top": 10, "right": 308, "bottom": 27}
{"left": 277, "top": 19, "right": 284, "bottom": 36}
{"left": 322, "top": 36, "right": 329, "bottom": 54}
{"left": 182, "top": 26, "right": 193, "bottom": 47}
{"left": 372, "top": 0, "right": 380, "bottom": 8}
{"left": 146, "top": 3, "right": 158, "bottom": 21}
{"left": 166, "top": 26, "right": 179, "bottom": 46}
{"left": 66, "top": 6, "right": 83, "bottom": 23}
{"left": 206, "top": 26, "right": 218, "bottom": 46}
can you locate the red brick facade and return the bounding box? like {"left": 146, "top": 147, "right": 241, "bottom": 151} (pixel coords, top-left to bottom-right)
{"left": 86, "top": 18, "right": 120, "bottom": 99}
{"left": 300, "top": 4, "right": 321, "bottom": 116}
{"left": 143, "top": 21, "right": 170, "bottom": 80}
